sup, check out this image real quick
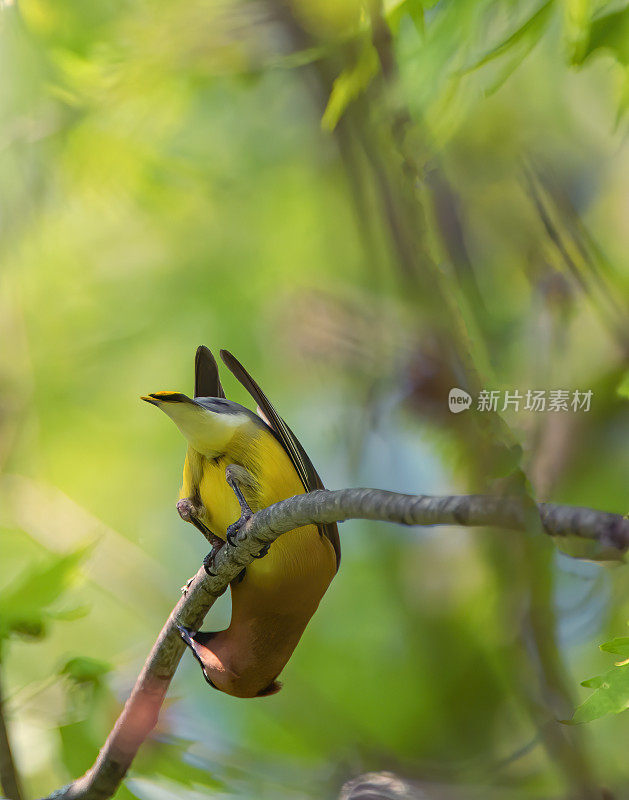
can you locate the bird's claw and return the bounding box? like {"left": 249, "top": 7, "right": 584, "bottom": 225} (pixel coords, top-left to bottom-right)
{"left": 202, "top": 543, "right": 223, "bottom": 576}
{"left": 225, "top": 467, "right": 254, "bottom": 547}
{"left": 226, "top": 511, "right": 252, "bottom": 547}
{"left": 253, "top": 543, "right": 270, "bottom": 559}
{"left": 177, "top": 497, "right": 222, "bottom": 546}
{"left": 177, "top": 497, "right": 203, "bottom": 523}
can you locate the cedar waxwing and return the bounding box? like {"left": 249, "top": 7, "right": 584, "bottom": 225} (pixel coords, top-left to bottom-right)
{"left": 142, "top": 347, "right": 340, "bottom": 698}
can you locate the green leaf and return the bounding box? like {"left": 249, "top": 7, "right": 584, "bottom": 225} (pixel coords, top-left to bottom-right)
{"left": 58, "top": 654, "right": 118, "bottom": 777}
{"left": 581, "top": 674, "right": 606, "bottom": 690}
{"left": 600, "top": 637, "right": 629, "bottom": 657}
{"left": 9, "top": 619, "right": 47, "bottom": 639}
{"left": 61, "top": 656, "right": 112, "bottom": 685}
{"left": 563, "top": 0, "right": 591, "bottom": 64}
{"left": 617, "top": 65, "right": 629, "bottom": 125}
{"left": 575, "top": 3, "right": 629, "bottom": 65}
{"left": 321, "top": 41, "right": 379, "bottom": 131}
{"left": 617, "top": 370, "right": 629, "bottom": 399}
{"left": 386, "top": 0, "right": 424, "bottom": 35}
{"left": 49, "top": 603, "right": 92, "bottom": 621}
{"left": 462, "top": 0, "right": 555, "bottom": 74}
{"left": 0, "top": 544, "right": 92, "bottom": 642}
{"left": 573, "top": 662, "right": 629, "bottom": 723}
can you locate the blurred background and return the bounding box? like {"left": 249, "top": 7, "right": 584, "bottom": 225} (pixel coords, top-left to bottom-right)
{"left": 1, "top": 0, "right": 629, "bottom": 797}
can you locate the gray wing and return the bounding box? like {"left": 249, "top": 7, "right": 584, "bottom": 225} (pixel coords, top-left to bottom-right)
{"left": 220, "top": 349, "right": 340, "bottom": 570}
{"left": 195, "top": 346, "right": 226, "bottom": 399}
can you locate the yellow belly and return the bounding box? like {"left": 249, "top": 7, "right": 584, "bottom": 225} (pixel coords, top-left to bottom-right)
{"left": 179, "top": 429, "right": 337, "bottom": 612}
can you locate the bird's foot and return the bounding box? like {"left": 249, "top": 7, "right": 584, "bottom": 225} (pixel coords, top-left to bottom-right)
{"left": 203, "top": 542, "right": 225, "bottom": 577}
{"left": 177, "top": 497, "right": 222, "bottom": 546}
{"left": 252, "top": 543, "right": 270, "bottom": 559}
{"left": 225, "top": 510, "right": 253, "bottom": 547}
{"left": 180, "top": 576, "right": 195, "bottom": 595}
{"left": 224, "top": 465, "right": 256, "bottom": 546}
{"left": 177, "top": 497, "right": 199, "bottom": 523}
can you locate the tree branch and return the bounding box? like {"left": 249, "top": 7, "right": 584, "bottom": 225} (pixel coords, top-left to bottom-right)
{"left": 38, "top": 488, "right": 629, "bottom": 800}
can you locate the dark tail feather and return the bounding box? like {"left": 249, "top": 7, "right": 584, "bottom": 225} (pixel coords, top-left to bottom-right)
{"left": 195, "top": 345, "right": 226, "bottom": 399}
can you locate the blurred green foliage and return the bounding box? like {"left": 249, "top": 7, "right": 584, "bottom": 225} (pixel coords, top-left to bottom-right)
{"left": 1, "top": 0, "right": 629, "bottom": 798}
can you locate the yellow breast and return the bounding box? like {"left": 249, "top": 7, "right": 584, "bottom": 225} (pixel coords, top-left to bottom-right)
{"left": 179, "top": 426, "right": 337, "bottom": 602}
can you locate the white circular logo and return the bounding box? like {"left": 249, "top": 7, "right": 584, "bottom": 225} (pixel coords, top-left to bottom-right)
{"left": 448, "top": 388, "right": 472, "bottom": 413}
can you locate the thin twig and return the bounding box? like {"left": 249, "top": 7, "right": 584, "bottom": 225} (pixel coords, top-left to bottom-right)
{"left": 38, "top": 488, "right": 629, "bottom": 800}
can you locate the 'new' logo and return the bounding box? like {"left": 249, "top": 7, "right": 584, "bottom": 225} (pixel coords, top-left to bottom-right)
{"left": 448, "top": 388, "right": 472, "bottom": 413}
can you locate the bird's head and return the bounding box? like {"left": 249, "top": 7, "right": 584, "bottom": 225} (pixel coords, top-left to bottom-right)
{"left": 141, "top": 392, "right": 257, "bottom": 457}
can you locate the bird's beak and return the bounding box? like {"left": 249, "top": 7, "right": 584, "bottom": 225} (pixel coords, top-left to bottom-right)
{"left": 140, "top": 392, "right": 196, "bottom": 406}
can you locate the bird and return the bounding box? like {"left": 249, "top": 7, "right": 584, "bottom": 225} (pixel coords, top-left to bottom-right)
{"left": 141, "top": 346, "right": 340, "bottom": 698}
